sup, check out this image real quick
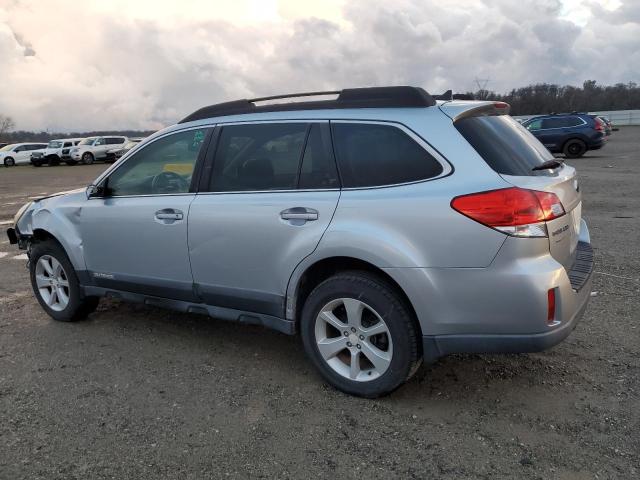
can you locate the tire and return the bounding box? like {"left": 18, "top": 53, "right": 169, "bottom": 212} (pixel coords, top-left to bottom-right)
{"left": 4, "top": 157, "right": 15, "bottom": 167}
{"left": 563, "top": 139, "right": 587, "bottom": 159}
{"left": 300, "top": 271, "right": 421, "bottom": 398}
{"left": 65, "top": 160, "right": 78, "bottom": 166}
{"left": 32, "top": 160, "right": 42, "bottom": 167}
{"left": 82, "top": 152, "right": 94, "bottom": 165}
{"left": 47, "top": 156, "right": 60, "bottom": 166}
{"left": 29, "top": 240, "right": 99, "bottom": 322}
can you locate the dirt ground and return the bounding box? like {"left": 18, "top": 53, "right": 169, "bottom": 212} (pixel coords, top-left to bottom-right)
{"left": 0, "top": 130, "right": 638, "bottom": 479}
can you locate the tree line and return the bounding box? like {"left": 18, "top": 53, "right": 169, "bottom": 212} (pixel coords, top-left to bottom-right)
{"left": 2, "top": 81, "right": 639, "bottom": 142}
{"left": 467, "top": 80, "right": 640, "bottom": 116}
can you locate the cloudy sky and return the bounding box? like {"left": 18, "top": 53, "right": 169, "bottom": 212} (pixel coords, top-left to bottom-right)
{"left": 0, "top": 0, "right": 637, "bottom": 132}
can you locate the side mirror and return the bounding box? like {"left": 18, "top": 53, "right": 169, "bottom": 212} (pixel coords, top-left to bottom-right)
{"left": 86, "top": 183, "right": 108, "bottom": 199}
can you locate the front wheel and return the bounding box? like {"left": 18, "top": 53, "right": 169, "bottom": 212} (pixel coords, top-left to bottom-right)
{"left": 4, "top": 157, "right": 15, "bottom": 167}
{"left": 563, "top": 139, "right": 587, "bottom": 158}
{"left": 82, "top": 152, "right": 94, "bottom": 165}
{"left": 300, "top": 271, "right": 421, "bottom": 398}
{"left": 29, "top": 240, "right": 99, "bottom": 322}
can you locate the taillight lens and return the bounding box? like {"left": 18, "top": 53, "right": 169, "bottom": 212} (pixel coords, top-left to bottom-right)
{"left": 547, "top": 288, "right": 556, "bottom": 325}
{"left": 594, "top": 118, "right": 604, "bottom": 131}
{"left": 451, "top": 187, "right": 565, "bottom": 237}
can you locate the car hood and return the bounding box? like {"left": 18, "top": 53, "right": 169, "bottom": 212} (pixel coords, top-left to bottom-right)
{"left": 32, "top": 188, "right": 86, "bottom": 204}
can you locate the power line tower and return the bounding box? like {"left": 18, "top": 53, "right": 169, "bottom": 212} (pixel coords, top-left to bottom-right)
{"left": 474, "top": 77, "right": 490, "bottom": 100}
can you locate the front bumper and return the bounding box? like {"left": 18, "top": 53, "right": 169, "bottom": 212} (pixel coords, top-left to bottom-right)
{"left": 6, "top": 226, "right": 30, "bottom": 249}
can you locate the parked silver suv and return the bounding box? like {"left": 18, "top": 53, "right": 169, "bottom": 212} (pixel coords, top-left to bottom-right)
{"left": 7, "top": 87, "right": 594, "bottom": 397}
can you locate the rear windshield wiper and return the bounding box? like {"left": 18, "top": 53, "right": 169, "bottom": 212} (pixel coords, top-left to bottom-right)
{"left": 532, "top": 159, "right": 564, "bottom": 171}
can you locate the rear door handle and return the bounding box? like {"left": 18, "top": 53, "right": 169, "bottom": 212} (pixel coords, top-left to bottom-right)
{"left": 280, "top": 207, "right": 319, "bottom": 221}
{"left": 155, "top": 209, "right": 184, "bottom": 223}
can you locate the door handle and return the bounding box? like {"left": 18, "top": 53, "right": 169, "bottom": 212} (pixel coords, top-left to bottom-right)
{"left": 155, "top": 209, "right": 184, "bottom": 222}
{"left": 280, "top": 207, "right": 318, "bottom": 221}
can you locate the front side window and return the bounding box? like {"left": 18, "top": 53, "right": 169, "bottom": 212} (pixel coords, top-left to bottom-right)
{"left": 331, "top": 123, "right": 443, "bottom": 188}
{"left": 48, "top": 141, "right": 63, "bottom": 148}
{"left": 524, "top": 119, "right": 542, "bottom": 131}
{"left": 95, "top": 138, "right": 106, "bottom": 146}
{"left": 106, "top": 129, "right": 209, "bottom": 196}
{"left": 209, "top": 123, "right": 308, "bottom": 192}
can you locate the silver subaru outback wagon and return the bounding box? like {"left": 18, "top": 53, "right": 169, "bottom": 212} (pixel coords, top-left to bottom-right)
{"left": 7, "top": 87, "right": 594, "bottom": 398}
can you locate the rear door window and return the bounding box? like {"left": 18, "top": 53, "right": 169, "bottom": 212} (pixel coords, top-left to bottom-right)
{"left": 542, "top": 117, "right": 571, "bottom": 129}
{"left": 455, "top": 115, "right": 555, "bottom": 177}
{"left": 331, "top": 122, "right": 443, "bottom": 188}
{"left": 209, "top": 123, "right": 308, "bottom": 192}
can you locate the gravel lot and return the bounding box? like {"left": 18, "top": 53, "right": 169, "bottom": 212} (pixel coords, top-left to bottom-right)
{"left": 1, "top": 130, "right": 638, "bottom": 479}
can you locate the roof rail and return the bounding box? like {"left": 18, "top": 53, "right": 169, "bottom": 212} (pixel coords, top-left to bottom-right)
{"left": 179, "top": 86, "right": 436, "bottom": 123}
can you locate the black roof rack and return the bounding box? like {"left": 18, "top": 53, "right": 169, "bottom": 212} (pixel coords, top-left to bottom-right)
{"left": 179, "top": 86, "right": 436, "bottom": 123}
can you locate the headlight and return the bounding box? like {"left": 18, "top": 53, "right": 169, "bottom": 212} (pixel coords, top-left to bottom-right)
{"left": 14, "top": 201, "right": 33, "bottom": 224}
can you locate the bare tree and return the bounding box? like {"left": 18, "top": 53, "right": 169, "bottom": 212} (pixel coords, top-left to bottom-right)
{"left": 0, "top": 115, "right": 16, "bottom": 141}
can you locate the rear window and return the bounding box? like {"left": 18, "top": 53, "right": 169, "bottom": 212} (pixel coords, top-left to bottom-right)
{"left": 455, "top": 115, "right": 555, "bottom": 176}
{"left": 331, "top": 123, "right": 443, "bottom": 188}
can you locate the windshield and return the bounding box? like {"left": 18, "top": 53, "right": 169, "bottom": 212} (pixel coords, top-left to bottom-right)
{"left": 79, "top": 137, "right": 97, "bottom": 146}
{"left": 48, "top": 141, "right": 63, "bottom": 148}
{"left": 455, "top": 115, "right": 555, "bottom": 176}
{"left": 0, "top": 144, "right": 14, "bottom": 152}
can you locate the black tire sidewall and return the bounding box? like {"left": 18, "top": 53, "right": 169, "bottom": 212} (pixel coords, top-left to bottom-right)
{"left": 300, "top": 273, "right": 418, "bottom": 398}
{"left": 564, "top": 139, "right": 587, "bottom": 158}
{"left": 4, "top": 157, "right": 15, "bottom": 167}
{"left": 29, "top": 241, "right": 89, "bottom": 322}
{"left": 82, "top": 153, "right": 94, "bottom": 164}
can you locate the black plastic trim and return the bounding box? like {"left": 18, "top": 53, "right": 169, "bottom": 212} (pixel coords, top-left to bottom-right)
{"left": 179, "top": 86, "right": 436, "bottom": 124}
{"left": 196, "top": 283, "right": 285, "bottom": 318}
{"left": 81, "top": 285, "right": 295, "bottom": 335}
{"left": 568, "top": 241, "right": 594, "bottom": 292}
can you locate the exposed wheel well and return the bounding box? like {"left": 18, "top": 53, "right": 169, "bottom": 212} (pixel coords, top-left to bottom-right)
{"left": 294, "top": 256, "right": 421, "bottom": 336}
{"left": 32, "top": 229, "right": 64, "bottom": 249}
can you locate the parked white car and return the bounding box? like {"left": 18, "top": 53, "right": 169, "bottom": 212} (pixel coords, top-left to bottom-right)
{"left": 69, "top": 136, "right": 128, "bottom": 164}
{"left": 30, "top": 138, "right": 84, "bottom": 166}
{"left": 0, "top": 143, "right": 48, "bottom": 167}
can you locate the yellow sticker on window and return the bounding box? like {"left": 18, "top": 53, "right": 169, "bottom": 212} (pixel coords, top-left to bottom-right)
{"left": 163, "top": 163, "right": 194, "bottom": 175}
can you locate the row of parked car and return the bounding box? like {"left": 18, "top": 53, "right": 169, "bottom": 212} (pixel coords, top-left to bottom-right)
{"left": 0, "top": 136, "right": 143, "bottom": 167}
{"left": 520, "top": 113, "right": 614, "bottom": 158}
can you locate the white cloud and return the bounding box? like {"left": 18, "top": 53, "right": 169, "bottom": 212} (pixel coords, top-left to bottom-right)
{"left": 0, "top": 0, "right": 637, "bottom": 131}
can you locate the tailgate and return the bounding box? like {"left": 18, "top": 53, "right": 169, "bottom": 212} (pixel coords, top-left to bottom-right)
{"left": 501, "top": 164, "right": 581, "bottom": 271}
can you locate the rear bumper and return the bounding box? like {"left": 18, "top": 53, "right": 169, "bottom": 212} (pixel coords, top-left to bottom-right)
{"left": 420, "top": 241, "right": 594, "bottom": 363}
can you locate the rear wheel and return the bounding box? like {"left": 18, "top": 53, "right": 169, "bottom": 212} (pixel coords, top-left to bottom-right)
{"left": 82, "top": 152, "right": 94, "bottom": 164}
{"left": 563, "top": 139, "right": 587, "bottom": 158}
{"left": 4, "top": 157, "right": 15, "bottom": 167}
{"left": 32, "top": 160, "right": 42, "bottom": 167}
{"left": 65, "top": 160, "right": 78, "bottom": 166}
{"left": 47, "top": 156, "right": 60, "bottom": 166}
{"left": 29, "top": 240, "right": 99, "bottom": 322}
{"left": 300, "top": 271, "right": 421, "bottom": 398}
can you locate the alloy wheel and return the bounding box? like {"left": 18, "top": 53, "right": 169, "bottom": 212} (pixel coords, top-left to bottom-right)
{"left": 314, "top": 298, "right": 393, "bottom": 382}
{"left": 35, "top": 255, "right": 70, "bottom": 312}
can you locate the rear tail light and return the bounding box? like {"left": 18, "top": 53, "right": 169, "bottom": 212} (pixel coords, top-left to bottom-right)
{"left": 594, "top": 118, "right": 604, "bottom": 131}
{"left": 451, "top": 187, "right": 565, "bottom": 237}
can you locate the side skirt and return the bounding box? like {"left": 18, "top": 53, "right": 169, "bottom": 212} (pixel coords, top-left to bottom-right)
{"left": 82, "top": 285, "right": 296, "bottom": 335}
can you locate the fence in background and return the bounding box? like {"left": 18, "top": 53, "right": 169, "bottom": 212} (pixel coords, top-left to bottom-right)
{"left": 513, "top": 109, "right": 640, "bottom": 126}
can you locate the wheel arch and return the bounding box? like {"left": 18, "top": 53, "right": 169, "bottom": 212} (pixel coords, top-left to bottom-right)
{"left": 286, "top": 255, "right": 422, "bottom": 338}
{"left": 27, "top": 209, "right": 86, "bottom": 271}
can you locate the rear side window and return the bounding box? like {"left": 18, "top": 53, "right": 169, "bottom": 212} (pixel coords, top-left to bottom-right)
{"left": 106, "top": 137, "right": 126, "bottom": 145}
{"left": 455, "top": 115, "right": 555, "bottom": 177}
{"left": 210, "top": 123, "right": 307, "bottom": 192}
{"left": 331, "top": 123, "right": 443, "bottom": 188}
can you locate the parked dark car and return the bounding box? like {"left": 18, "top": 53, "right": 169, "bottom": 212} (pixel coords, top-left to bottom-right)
{"left": 104, "top": 139, "right": 142, "bottom": 162}
{"left": 522, "top": 113, "right": 606, "bottom": 158}
{"left": 597, "top": 116, "right": 614, "bottom": 135}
